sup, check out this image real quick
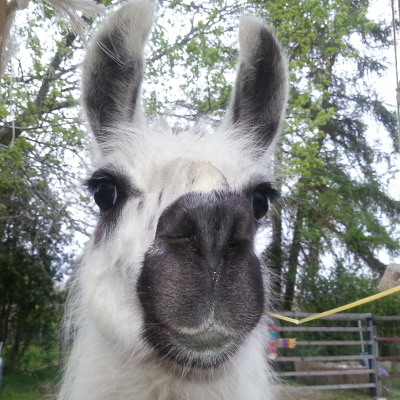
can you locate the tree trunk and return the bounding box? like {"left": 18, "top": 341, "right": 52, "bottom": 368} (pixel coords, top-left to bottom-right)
{"left": 283, "top": 206, "right": 304, "bottom": 311}
{"left": 0, "top": 300, "right": 12, "bottom": 343}
{"left": 0, "top": 0, "right": 6, "bottom": 57}
{"left": 8, "top": 317, "right": 25, "bottom": 369}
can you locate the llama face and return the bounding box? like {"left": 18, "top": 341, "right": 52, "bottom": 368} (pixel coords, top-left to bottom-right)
{"left": 80, "top": 0, "right": 287, "bottom": 370}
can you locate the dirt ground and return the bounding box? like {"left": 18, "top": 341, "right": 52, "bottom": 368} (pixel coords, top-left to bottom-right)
{"left": 279, "top": 391, "right": 335, "bottom": 400}
{"left": 278, "top": 389, "right": 375, "bottom": 400}
{"left": 279, "top": 390, "right": 323, "bottom": 400}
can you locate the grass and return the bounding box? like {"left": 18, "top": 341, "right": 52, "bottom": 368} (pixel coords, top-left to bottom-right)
{"left": 0, "top": 370, "right": 57, "bottom": 400}
{"left": 381, "top": 377, "right": 400, "bottom": 399}
{"left": 281, "top": 389, "right": 373, "bottom": 400}
{"left": 1, "top": 371, "right": 400, "bottom": 400}
{"left": 1, "top": 379, "right": 395, "bottom": 400}
{"left": 280, "top": 379, "right": 400, "bottom": 400}
{"left": 0, "top": 345, "right": 60, "bottom": 400}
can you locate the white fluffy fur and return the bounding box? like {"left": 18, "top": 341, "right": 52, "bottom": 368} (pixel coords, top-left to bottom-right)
{"left": 58, "top": 1, "right": 287, "bottom": 399}
{"left": 59, "top": 125, "right": 279, "bottom": 400}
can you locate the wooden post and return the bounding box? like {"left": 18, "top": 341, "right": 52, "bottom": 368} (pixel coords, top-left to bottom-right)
{"left": 367, "top": 317, "right": 378, "bottom": 397}
{"left": 373, "top": 325, "right": 382, "bottom": 397}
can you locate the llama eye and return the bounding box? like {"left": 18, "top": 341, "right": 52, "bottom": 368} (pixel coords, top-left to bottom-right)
{"left": 252, "top": 183, "right": 279, "bottom": 220}
{"left": 94, "top": 182, "right": 118, "bottom": 212}
{"left": 252, "top": 190, "right": 270, "bottom": 220}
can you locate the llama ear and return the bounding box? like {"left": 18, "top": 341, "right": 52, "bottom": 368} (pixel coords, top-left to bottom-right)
{"left": 223, "top": 16, "right": 288, "bottom": 148}
{"left": 81, "top": 1, "right": 156, "bottom": 142}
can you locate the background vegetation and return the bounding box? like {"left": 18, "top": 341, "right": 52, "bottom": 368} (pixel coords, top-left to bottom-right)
{"left": 0, "top": 0, "right": 399, "bottom": 397}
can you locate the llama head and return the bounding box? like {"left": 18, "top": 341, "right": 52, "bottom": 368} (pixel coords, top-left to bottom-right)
{"left": 80, "top": 0, "right": 287, "bottom": 370}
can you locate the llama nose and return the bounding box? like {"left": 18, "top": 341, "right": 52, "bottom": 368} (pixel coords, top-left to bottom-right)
{"left": 155, "top": 190, "right": 255, "bottom": 285}
{"left": 141, "top": 189, "right": 264, "bottom": 345}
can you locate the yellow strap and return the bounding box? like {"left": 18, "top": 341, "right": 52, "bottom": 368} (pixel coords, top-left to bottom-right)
{"left": 266, "top": 285, "right": 400, "bottom": 325}
{"left": 267, "top": 313, "right": 300, "bottom": 324}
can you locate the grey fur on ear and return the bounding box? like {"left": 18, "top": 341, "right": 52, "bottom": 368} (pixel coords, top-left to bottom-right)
{"left": 81, "top": 0, "right": 156, "bottom": 142}
{"left": 224, "top": 16, "right": 288, "bottom": 148}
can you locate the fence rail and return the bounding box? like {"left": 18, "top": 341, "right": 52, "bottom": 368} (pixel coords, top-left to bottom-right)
{"left": 282, "top": 383, "right": 376, "bottom": 392}
{"left": 275, "top": 355, "right": 374, "bottom": 362}
{"left": 279, "top": 369, "right": 374, "bottom": 377}
{"left": 294, "top": 340, "right": 373, "bottom": 346}
{"left": 278, "top": 326, "right": 372, "bottom": 333}
{"left": 375, "top": 337, "right": 400, "bottom": 342}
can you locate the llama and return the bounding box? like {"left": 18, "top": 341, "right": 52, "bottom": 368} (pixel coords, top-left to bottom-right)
{"left": 58, "top": 1, "right": 288, "bottom": 399}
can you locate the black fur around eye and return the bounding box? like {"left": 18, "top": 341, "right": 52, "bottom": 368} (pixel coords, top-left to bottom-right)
{"left": 252, "top": 183, "right": 280, "bottom": 220}
{"left": 85, "top": 168, "right": 142, "bottom": 216}
{"left": 94, "top": 181, "right": 118, "bottom": 212}
{"left": 253, "top": 191, "right": 269, "bottom": 220}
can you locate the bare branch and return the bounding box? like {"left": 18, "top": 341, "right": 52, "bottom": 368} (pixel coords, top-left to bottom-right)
{"left": 0, "top": 31, "right": 77, "bottom": 146}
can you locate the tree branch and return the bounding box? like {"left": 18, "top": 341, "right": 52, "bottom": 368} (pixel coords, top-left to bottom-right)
{"left": 0, "top": 31, "right": 77, "bottom": 146}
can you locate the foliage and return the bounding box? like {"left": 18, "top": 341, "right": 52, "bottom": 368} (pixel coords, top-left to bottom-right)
{"left": 0, "top": 0, "right": 94, "bottom": 369}
{"left": 144, "top": 0, "right": 246, "bottom": 122}
{"left": 257, "top": 0, "right": 400, "bottom": 309}
{"left": 297, "top": 266, "right": 400, "bottom": 315}
{"left": 0, "top": 348, "right": 59, "bottom": 400}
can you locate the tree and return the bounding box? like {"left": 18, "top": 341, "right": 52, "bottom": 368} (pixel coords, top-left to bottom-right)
{"left": 257, "top": 0, "right": 400, "bottom": 310}
{"left": 0, "top": 0, "right": 104, "bottom": 367}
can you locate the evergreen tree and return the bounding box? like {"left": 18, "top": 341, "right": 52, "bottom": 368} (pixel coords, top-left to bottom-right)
{"left": 257, "top": 0, "right": 400, "bottom": 310}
